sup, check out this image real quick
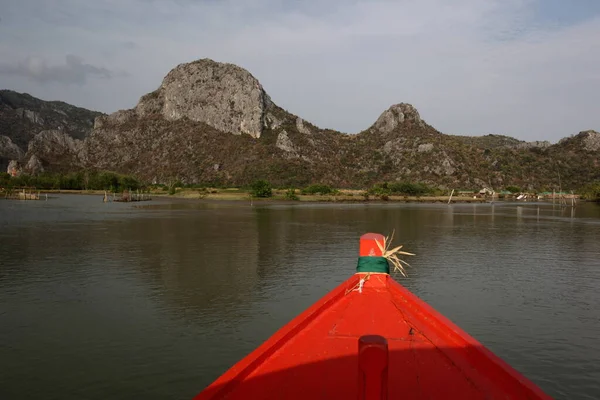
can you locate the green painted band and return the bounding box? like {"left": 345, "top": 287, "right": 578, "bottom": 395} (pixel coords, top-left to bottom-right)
{"left": 356, "top": 256, "right": 389, "bottom": 273}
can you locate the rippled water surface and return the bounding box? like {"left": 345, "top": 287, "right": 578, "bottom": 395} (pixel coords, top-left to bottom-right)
{"left": 1, "top": 195, "right": 599, "bottom": 399}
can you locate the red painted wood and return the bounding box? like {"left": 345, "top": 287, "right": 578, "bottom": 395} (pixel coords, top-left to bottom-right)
{"left": 193, "top": 235, "right": 552, "bottom": 400}
{"left": 359, "top": 233, "right": 385, "bottom": 257}
{"left": 358, "top": 335, "right": 388, "bottom": 400}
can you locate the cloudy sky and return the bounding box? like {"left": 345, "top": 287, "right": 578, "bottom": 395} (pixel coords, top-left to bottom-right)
{"left": 1, "top": 0, "right": 599, "bottom": 142}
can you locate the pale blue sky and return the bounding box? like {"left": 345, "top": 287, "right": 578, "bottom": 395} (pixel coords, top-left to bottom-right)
{"left": 1, "top": 0, "right": 599, "bottom": 142}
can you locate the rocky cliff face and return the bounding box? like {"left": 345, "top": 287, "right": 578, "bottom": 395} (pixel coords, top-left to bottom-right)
{"left": 1, "top": 59, "right": 598, "bottom": 189}
{"left": 95, "top": 59, "right": 272, "bottom": 138}
{"left": 0, "top": 136, "right": 24, "bottom": 161}
{"left": 27, "top": 130, "right": 84, "bottom": 171}
{"left": 570, "top": 130, "right": 600, "bottom": 151}
{"left": 0, "top": 90, "right": 103, "bottom": 172}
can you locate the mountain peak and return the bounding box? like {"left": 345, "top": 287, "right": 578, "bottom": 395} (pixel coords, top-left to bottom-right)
{"left": 575, "top": 130, "right": 600, "bottom": 151}
{"left": 132, "top": 58, "right": 272, "bottom": 138}
{"left": 373, "top": 103, "right": 425, "bottom": 133}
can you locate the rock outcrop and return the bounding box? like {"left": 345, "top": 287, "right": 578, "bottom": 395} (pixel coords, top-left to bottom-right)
{"left": 296, "top": 117, "right": 313, "bottom": 135}
{"left": 512, "top": 140, "right": 552, "bottom": 150}
{"left": 25, "top": 154, "right": 44, "bottom": 175}
{"left": 7, "top": 159, "right": 21, "bottom": 176}
{"left": 25, "top": 130, "right": 84, "bottom": 170}
{"left": 96, "top": 59, "right": 273, "bottom": 139}
{"left": 578, "top": 130, "right": 600, "bottom": 151}
{"left": 0, "top": 135, "right": 24, "bottom": 160}
{"left": 373, "top": 103, "right": 426, "bottom": 133}
{"left": 0, "top": 135, "right": 25, "bottom": 171}
{"left": 276, "top": 130, "right": 297, "bottom": 155}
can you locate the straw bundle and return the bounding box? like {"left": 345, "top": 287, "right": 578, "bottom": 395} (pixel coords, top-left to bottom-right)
{"left": 376, "top": 229, "right": 415, "bottom": 277}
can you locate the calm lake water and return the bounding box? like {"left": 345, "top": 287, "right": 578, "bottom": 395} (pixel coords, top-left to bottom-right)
{"left": 1, "top": 195, "right": 599, "bottom": 399}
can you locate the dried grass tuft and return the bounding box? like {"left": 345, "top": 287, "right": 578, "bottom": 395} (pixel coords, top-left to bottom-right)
{"left": 375, "top": 229, "right": 415, "bottom": 277}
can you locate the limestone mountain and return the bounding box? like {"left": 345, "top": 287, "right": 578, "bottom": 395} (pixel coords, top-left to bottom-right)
{"left": 2, "top": 58, "right": 599, "bottom": 190}
{"left": 0, "top": 90, "right": 103, "bottom": 173}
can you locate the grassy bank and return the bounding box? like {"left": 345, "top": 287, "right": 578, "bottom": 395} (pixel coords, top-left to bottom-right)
{"left": 4, "top": 187, "right": 573, "bottom": 204}
{"left": 158, "top": 187, "right": 487, "bottom": 203}
{"left": 3, "top": 187, "right": 488, "bottom": 203}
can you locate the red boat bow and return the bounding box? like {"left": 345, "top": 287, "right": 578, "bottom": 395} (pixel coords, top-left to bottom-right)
{"left": 194, "top": 233, "right": 551, "bottom": 399}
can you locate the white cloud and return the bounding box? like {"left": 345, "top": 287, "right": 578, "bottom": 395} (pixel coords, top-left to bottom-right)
{"left": 0, "top": 0, "right": 598, "bottom": 141}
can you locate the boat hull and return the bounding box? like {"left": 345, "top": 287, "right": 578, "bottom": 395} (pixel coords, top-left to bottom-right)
{"left": 194, "top": 273, "right": 551, "bottom": 399}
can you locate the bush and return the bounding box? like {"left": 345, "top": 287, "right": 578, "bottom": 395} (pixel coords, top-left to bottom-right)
{"left": 367, "top": 181, "right": 432, "bottom": 197}
{"left": 301, "top": 184, "right": 334, "bottom": 195}
{"left": 368, "top": 182, "right": 391, "bottom": 197}
{"left": 579, "top": 182, "right": 600, "bottom": 201}
{"left": 251, "top": 180, "right": 272, "bottom": 198}
{"left": 0, "top": 172, "right": 11, "bottom": 186}
{"left": 284, "top": 188, "right": 299, "bottom": 200}
{"left": 196, "top": 188, "right": 209, "bottom": 199}
{"left": 388, "top": 182, "right": 431, "bottom": 196}
{"left": 505, "top": 185, "right": 521, "bottom": 193}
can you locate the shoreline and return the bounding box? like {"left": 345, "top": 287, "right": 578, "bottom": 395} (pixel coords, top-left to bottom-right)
{"left": 2, "top": 188, "right": 588, "bottom": 204}
{"left": 0, "top": 189, "right": 555, "bottom": 204}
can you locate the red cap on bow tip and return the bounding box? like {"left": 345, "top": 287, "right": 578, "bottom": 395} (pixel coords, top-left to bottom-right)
{"left": 359, "top": 233, "right": 385, "bottom": 257}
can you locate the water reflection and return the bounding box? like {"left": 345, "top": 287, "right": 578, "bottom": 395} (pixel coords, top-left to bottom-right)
{"left": 109, "top": 210, "right": 261, "bottom": 319}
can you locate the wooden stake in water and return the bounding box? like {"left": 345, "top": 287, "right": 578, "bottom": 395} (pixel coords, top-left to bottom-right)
{"left": 448, "top": 189, "right": 454, "bottom": 204}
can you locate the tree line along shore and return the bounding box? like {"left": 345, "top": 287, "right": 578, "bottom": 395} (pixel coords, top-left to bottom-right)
{"left": 1, "top": 171, "right": 599, "bottom": 202}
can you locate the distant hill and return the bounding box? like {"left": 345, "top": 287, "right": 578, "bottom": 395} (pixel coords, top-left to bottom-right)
{"left": 1, "top": 59, "right": 598, "bottom": 190}
{"left": 0, "top": 90, "right": 104, "bottom": 172}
